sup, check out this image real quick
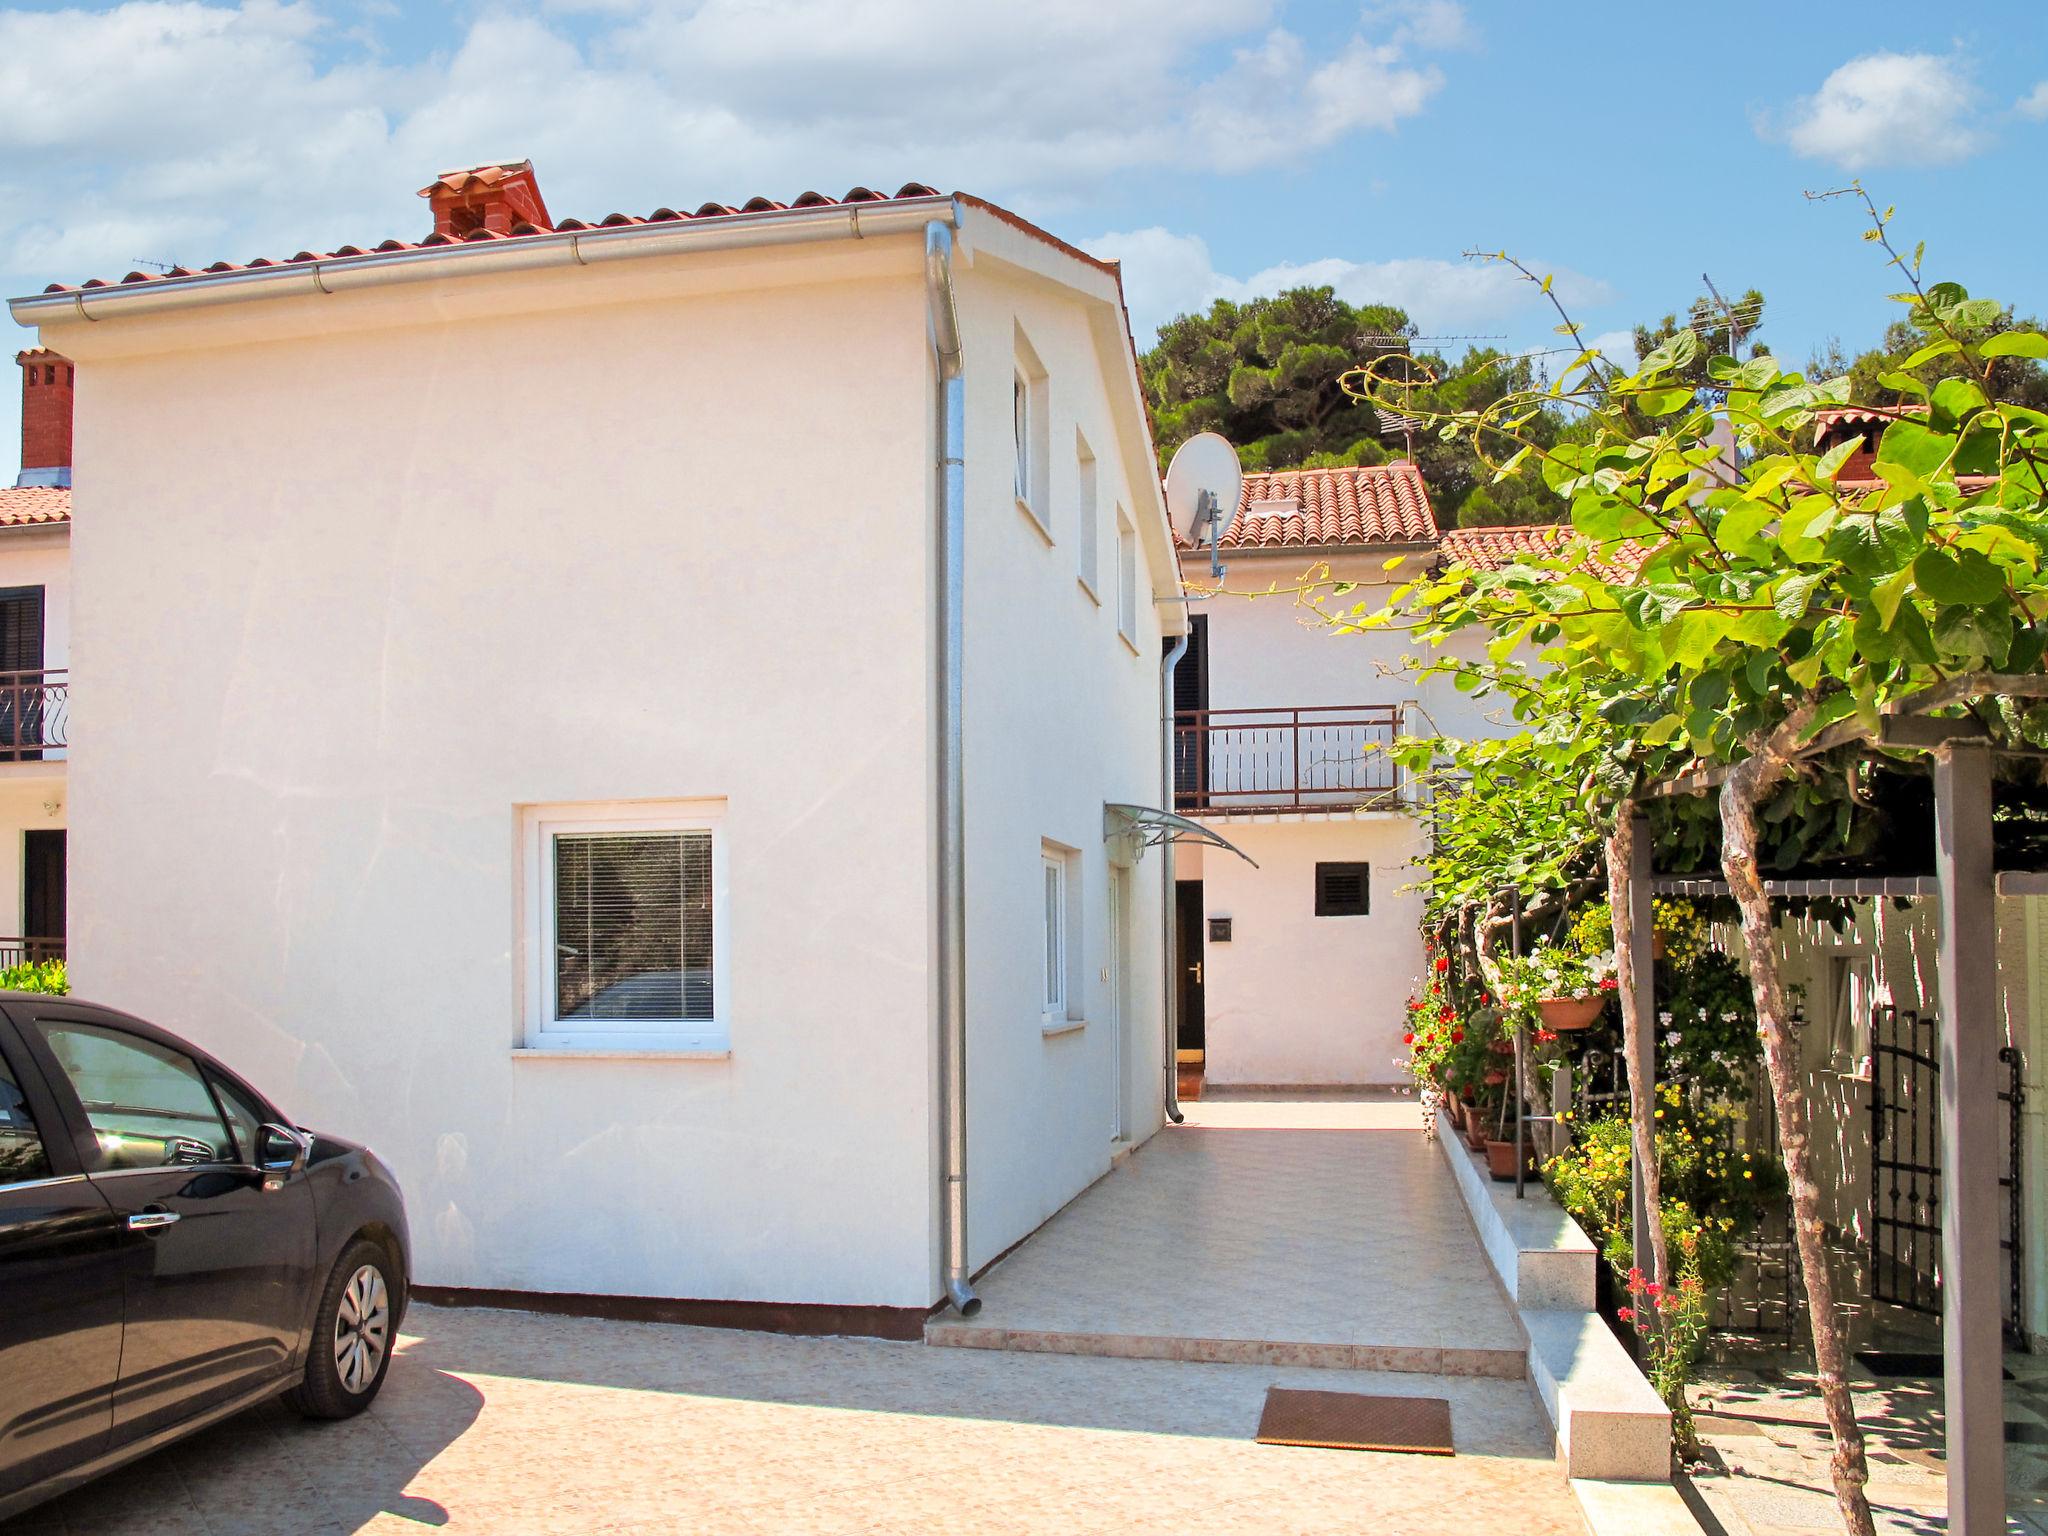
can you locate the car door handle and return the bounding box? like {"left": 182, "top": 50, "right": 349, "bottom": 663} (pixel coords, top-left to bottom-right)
{"left": 128, "top": 1210, "right": 181, "bottom": 1231}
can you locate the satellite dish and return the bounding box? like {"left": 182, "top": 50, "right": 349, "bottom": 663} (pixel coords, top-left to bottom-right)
{"left": 1164, "top": 432, "right": 1242, "bottom": 546}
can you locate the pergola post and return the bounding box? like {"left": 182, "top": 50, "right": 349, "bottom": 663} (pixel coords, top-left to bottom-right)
{"left": 1625, "top": 809, "right": 1659, "bottom": 1283}
{"left": 1933, "top": 741, "right": 2004, "bottom": 1534}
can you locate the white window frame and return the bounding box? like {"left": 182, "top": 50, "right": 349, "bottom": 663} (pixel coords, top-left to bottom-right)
{"left": 1042, "top": 851, "right": 1067, "bottom": 1021}
{"left": 1115, "top": 504, "right": 1139, "bottom": 647}
{"left": 1014, "top": 326, "right": 1051, "bottom": 540}
{"left": 521, "top": 799, "right": 730, "bottom": 1053}
{"left": 1076, "top": 428, "right": 1101, "bottom": 602}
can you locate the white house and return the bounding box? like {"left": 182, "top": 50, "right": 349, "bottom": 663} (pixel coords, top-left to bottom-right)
{"left": 1169, "top": 467, "right": 1546, "bottom": 1093}
{"left": 0, "top": 351, "right": 73, "bottom": 961}
{"left": 8, "top": 164, "right": 1184, "bottom": 1330}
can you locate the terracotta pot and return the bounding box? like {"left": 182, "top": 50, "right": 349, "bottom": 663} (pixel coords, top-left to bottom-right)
{"left": 1463, "top": 1119, "right": 1490, "bottom": 1152}
{"left": 1443, "top": 1097, "right": 1466, "bottom": 1133}
{"left": 1485, "top": 1138, "right": 1533, "bottom": 1181}
{"left": 1538, "top": 994, "right": 1607, "bottom": 1032}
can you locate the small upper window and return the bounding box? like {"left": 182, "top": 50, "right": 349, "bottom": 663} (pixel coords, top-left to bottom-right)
{"left": 1315, "top": 862, "right": 1371, "bottom": 917}
{"left": 1076, "top": 430, "right": 1101, "bottom": 600}
{"left": 1042, "top": 853, "right": 1066, "bottom": 1017}
{"left": 1115, "top": 505, "right": 1138, "bottom": 644}
{"left": 1014, "top": 326, "right": 1050, "bottom": 538}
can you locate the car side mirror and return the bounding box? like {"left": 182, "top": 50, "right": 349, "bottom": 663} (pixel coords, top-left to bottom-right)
{"left": 259, "top": 1123, "right": 312, "bottom": 1190}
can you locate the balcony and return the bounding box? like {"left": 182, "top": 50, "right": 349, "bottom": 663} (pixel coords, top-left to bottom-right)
{"left": 0, "top": 670, "right": 66, "bottom": 763}
{"left": 0, "top": 936, "right": 63, "bottom": 968}
{"left": 1173, "top": 704, "right": 1403, "bottom": 816}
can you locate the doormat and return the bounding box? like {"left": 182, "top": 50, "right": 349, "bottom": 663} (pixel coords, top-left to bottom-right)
{"left": 1255, "top": 1388, "right": 1453, "bottom": 1455}
{"left": 1855, "top": 1350, "right": 2014, "bottom": 1381}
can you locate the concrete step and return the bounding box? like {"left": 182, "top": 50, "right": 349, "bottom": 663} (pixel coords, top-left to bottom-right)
{"left": 924, "top": 1320, "right": 1525, "bottom": 1378}
{"left": 1525, "top": 1308, "right": 1674, "bottom": 1481}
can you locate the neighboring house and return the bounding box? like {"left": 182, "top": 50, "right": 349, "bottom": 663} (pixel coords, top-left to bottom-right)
{"left": 8, "top": 164, "right": 1184, "bottom": 1327}
{"left": 0, "top": 352, "right": 73, "bottom": 963}
{"left": 1171, "top": 463, "right": 1498, "bottom": 1091}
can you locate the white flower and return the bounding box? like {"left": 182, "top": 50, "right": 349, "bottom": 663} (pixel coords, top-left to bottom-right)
{"left": 1666, "top": 1030, "right": 1682, "bottom": 1047}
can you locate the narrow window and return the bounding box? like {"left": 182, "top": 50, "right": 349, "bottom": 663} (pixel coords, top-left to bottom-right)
{"left": 1076, "top": 430, "right": 1100, "bottom": 600}
{"left": 1013, "top": 325, "right": 1050, "bottom": 538}
{"left": 1042, "top": 853, "right": 1066, "bottom": 1017}
{"left": 1115, "top": 506, "right": 1138, "bottom": 643}
{"left": 1315, "top": 862, "right": 1370, "bottom": 917}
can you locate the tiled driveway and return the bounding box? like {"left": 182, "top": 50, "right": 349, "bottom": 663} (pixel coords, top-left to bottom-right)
{"left": 11, "top": 1301, "right": 1584, "bottom": 1535}
{"left": 931, "top": 1096, "right": 1527, "bottom": 1374}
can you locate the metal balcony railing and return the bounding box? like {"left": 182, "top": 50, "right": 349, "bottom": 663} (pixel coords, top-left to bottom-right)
{"left": 0, "top": 936, "right": 63, "bottom": 969}
{"left": 0, "top": 670, "right": 65, "bottom": 763}
{"left": 1173, "top": 704, "right": 1402, "bottom": 814}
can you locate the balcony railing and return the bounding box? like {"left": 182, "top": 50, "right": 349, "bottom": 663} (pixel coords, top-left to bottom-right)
{"left": 0, "top": 936, "right": 64, "bottom": 969}
{"left": 0, "top": 670, "right": 66, "bottom": 762}
{"left": 1174, "top": 704, "right": 1403, "bottom": 815}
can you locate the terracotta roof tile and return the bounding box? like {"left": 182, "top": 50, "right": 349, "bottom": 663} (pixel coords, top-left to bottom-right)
{"left": 40, "top": 183, "right": 946, "bottom": 295}
{"left": 1181, "top": 463, "right": 1438, "bottom": 552}
{"left": 0, "top": 487, "right": 71, "bottom": 528}
{"left": 1438, "top": 523, "right": 1645, "bottom": 580}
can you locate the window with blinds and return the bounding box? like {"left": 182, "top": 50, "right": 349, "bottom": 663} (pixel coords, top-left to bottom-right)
{"left": 553, "top": 831, "right": 714, "bottom": 1023}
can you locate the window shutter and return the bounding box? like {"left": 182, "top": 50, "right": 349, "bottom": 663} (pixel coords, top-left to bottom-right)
{"left": 554, "top": 831, "right": 713, "bottom": 1021}
{"left": 0, "top": 587, "right": 45, "bottom": 674}
{"left": 1314, "top": 862, "right": 1370, "bottom": 917}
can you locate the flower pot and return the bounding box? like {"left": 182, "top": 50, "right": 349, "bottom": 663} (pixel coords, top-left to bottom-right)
{"left": 1538, "top": 994, "right": 1607, "bottom": 1032}
{"left": 1485, "top": 1138, "right": 1525, "bottom": 1181}
{"left": 1443, "top": 1097, "right": 1465, "bottom": 1133}
{"left": 1463, "top": 1119, "right": 1490, "bottom": 1153}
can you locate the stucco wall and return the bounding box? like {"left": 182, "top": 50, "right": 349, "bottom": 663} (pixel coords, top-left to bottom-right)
{"left": 955, "top": 252, "right": 1170, "bottom": 1268}
{"left": 1199, "top": 816, "right": 1428, "bottom": 1087}
{"left": 60, "top": 254, "right": 945, "bottom": 1306}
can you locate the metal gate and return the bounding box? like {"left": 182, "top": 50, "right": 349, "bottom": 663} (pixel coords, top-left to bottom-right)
{"left": 1867, "top": 1004, "right": 2025, "bottom": 1341}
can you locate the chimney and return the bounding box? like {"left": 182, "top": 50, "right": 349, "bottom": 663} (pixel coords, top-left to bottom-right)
{"left": 16, "top": 348, "right": 72, "bottom": 489}
{"left": 418, "top": 160, "right": 553, "bottom": 239}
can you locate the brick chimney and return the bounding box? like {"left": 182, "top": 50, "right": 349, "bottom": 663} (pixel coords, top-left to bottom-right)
{"left": 15, "top": 348, "right": 72, "bottom": 489}
{"left": 418, "top": 160, "right": 553, "bottom": 239}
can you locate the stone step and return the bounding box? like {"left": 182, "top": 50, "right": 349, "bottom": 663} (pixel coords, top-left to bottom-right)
{"left": 924, "top": 1321, "right": 1524, "bottom": 1378}
{"left": 1525, "top": 1308, "right": 1674, "bottom": 1481}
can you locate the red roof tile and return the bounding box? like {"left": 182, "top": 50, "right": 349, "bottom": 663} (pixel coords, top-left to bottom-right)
{"left": 0, "top": 487, "right": 70, "bottom": 528}
{"left": 39, "top": 183, "right": 946, "bottom": 294}
{"left": 1439, "top": 523, "right": 1646, "bottom": 580}
{"left": 1187, "top": 463, "right": 1438, "bottom": 552}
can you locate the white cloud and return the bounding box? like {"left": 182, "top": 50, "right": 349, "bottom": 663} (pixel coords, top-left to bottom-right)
{"left": 2018, "top": 81, "right": 2048, "bottom": 121}
{"left": 1587, "top": 330, "right": 1638, "bottom": 371}
{"left": 1776, "top": 52, "right": 1984, "bottom": 170}
{"left": 1365, "top": 0, "right": 1474, "bottom": 51}
{"left": 1083, "top": 227, "right": 1610, "bottom": 346}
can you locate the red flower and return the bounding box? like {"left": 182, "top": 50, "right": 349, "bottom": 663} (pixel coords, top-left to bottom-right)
{"left": 1479, "top": 994, "right": 1491, "bottom": 1006}
{"left": 1439, "top": 1007, "right": 1454, "bottom": 1025}
{"left": 1434, "top": 955, "right": 1450, "bottom": 974}
{"left": 1451, "top": 1029, "right": 1465, "bottom": 1043}
{"left": 1535, "top": 1029, "right": 1558, "bottom": 1044}
{"left": 1616, "top": 1306, "right": 1634, "bottom": 1323}
{"left": 1626, "top": 1267, "right": 1645, "bottom": 1292}
{"left": 1599, "top": 977, "right": 1619, "bottom": 991}
{"left": 1644, "top": 1281, "right": 1663, "bottom": 1299}
{"left": 1402, "top": 1032, "right": 1415, "bottom": 1045}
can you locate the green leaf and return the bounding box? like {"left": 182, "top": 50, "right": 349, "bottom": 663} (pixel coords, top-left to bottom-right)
{"left": 1814, "top": 435, "right": 1861, "bottom": 483}
{"left": 1876, "top": 370, "right": 1928, "bottom": 399}
{"left": 1774, "top": 571, "right": 1825, "bottom": 620}
{"left": 1635, "top": 386, "right": 1695, "bottom": 417}
{"left": 1382, "top": 555, "right": 1407, "bottom": 571}
{"left": 1874, "top": 420, "right": 1952, "bottom": 481}
{"left": 1953, "top": 298, "right": 2003, "bottom": 329}
{"left": 1716, "top": 499, "right": 1778, "bottom": 553}
{"left": 1914, "top": 546, "right": 2006, "bottom": 605}
{"left": 1929, "top": 376, "right": 1988, "bottom": 429}
{"left": 1980, "top": 331, "right": 2048, "bottom": 359}
{"left": 1900, "top": 338, "right": 1961, "bottom": 369}
{"left": 1870, "top": 566, "right": 1914, "bottom": 629}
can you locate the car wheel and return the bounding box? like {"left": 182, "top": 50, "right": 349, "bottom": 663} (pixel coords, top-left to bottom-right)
{"left": 288, "top": 1238, "right": 399, "bottom": 1419}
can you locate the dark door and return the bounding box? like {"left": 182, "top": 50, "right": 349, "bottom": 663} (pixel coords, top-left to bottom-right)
{"left": 0, "top": 587, "right": 45, "bottom": 762}
{"left": 15, "top": 1008, "right": 316, "bottom": 1446}
{"left": 1169, "top": 615, "right": 1209, "bottom": 809}
{"left": 22, "top": 830, "right": 63, "bottom": 953}
{"left": 1174, "top": 879, "right": 1205, "bottom": 1054}
{"left": 0, "top": 1020, "right": 123, "bottom": 1500}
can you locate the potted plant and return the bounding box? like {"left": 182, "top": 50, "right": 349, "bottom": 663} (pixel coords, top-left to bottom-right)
{"left": 1504, "top": 940, "right": 1618, "bottom": 1032}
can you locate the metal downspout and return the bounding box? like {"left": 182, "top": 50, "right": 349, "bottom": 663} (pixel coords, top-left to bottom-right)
{"left": 925, "top": 218, "right": 980, "bottom": 1317}
{"left": 1161, "top": 633, "right": 1190, "bottom": 1125}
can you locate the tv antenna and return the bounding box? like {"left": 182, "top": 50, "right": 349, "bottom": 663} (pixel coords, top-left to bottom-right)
{"left": 130, "top": 257, "right": 177, "bottom": 273}
{"left": 1355, "top": 333, "right": 1506, "bottom": 459}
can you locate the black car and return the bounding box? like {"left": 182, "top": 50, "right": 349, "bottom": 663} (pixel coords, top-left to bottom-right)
{"left": 0, "top": 993, "right": 410, "bottom": 1521}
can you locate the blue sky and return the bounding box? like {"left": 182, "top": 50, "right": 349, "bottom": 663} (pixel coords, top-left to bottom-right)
{"left": 4, "top": 0, "right": 2046, "bottom": 475}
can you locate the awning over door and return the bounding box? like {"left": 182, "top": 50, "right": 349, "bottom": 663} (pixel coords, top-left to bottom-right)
{"left": 1102, "top": 803, "right": 1259, "bottom": 867}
